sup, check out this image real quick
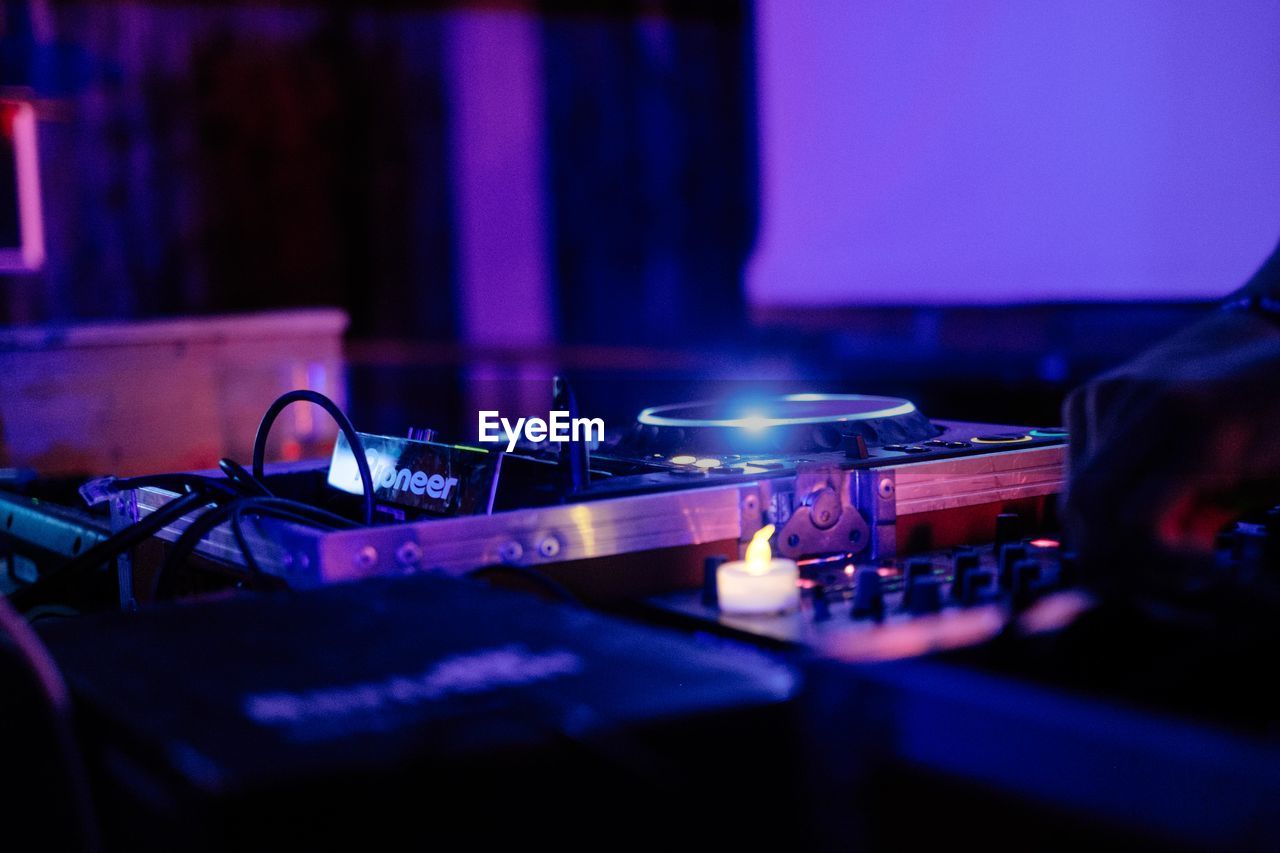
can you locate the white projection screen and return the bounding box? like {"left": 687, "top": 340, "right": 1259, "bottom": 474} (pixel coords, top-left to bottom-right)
{"left": 748, "top": 0, "right": 1280, "bottom": 305}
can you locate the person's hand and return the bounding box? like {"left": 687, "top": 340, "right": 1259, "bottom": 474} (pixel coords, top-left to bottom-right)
{"left": 1063, "top": 308, "right": 1280, "bottom": 593}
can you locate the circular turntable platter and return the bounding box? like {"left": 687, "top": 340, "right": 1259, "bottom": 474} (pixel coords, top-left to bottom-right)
{"left": 620, "top": 393, "right": 940, "bottom": 456}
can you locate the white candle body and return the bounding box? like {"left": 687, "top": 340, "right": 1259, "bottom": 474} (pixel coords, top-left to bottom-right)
{"left": 716, "top": 558, "right": 800, "bottom": 615}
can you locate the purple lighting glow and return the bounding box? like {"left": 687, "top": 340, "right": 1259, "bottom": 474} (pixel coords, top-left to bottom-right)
{"left": 749, "top": 0, "right": 1280, "bottom": 305}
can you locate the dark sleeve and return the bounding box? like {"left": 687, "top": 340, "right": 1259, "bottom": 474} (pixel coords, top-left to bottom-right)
{"left": 1225, "top": 238, "right": 1280, "bottom": 307}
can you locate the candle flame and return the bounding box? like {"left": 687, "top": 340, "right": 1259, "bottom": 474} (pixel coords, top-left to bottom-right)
{"left": 745, "top": 524, "right": 775, "bottom": 574}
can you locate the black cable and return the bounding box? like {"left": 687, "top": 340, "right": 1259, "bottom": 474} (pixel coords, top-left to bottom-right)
{"left": 218, "top": 458, "right": 273, "bottom": 497}
{"left": 465, "top": 564, "right": 580, "bottom": 605}
{"left": 230, "top": 506, "right": 281, "bottom": 582}
{"left": 251, "top": 390, "right": 374, "bottom": 525}
{"left": 229, "top": 498, "right": 358, "bottom": 579}
{"left": 105, "top": 472, "right": 241, "bottom": 500}
{"left": 68, "top": 490, "right": 213, "bottom": 574}
{"left": 154, "top": 502, "right": 243, "bottom": 601}
{"left": 155, "top": 496, "right": 358, "bottom": 599}
{"left": 21, "top": 390, "right": 372, "bottom": 605}
{"left": 9, "top": 490, "right": 213, "bottom": 613}
{"left": 229, "top": 496, "right": 359, "bottom": 532}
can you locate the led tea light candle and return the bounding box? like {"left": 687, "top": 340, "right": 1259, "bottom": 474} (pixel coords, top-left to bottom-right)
{"left": 716, "top": 524, "right": 800, "bottom": 615}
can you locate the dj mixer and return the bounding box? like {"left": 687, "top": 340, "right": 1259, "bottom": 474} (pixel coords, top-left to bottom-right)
{"left": 4, "top": 385, "right": 1280, "bottom": 850}
{"left": 108, "top": 391, "right": 1068, "bottom": 611}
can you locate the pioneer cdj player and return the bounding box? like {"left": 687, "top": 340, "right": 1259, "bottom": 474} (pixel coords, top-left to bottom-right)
{"left": 107, "top": 390, "right": 1067, "bottom": 628}
{"left": 12, "top": 383, "right": 1280, "bottom": 850}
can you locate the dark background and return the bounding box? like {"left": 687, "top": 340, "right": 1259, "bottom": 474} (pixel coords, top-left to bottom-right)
{"left": 0, "top": 1, "right": 1229, "bottom": 435}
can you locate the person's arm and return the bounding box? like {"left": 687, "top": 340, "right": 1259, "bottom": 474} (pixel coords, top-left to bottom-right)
{"left": 1063, "top": 239, "right": 1280, "bottom": 597}
{"left": 1224, "top": 239, "right": 1280, "bottom": 319}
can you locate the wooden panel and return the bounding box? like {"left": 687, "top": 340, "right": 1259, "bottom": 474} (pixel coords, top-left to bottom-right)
{"left": 0, "top": 310, "right": 348, "bottom": 476}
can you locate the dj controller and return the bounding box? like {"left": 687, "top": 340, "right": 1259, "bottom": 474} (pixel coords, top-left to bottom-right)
{"left": 110, "top": 392, "right": 1067, "bottom": 607}
{"left": 3, "top": 386, "right": 1280, "bottom": 849}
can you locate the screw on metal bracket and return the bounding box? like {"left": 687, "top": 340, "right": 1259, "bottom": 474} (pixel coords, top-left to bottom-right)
{"left": 396, "top": 541, "right": 423, "bottom": 568}
{"left": 878, "top": 477, "right": 895, "bottom": 499}
{"left": 498, "top": 541, "right": 524, "bottom": 564}
{"left": 537, "top": 535, "right": 561, "bottom": 558}
{"left": 354, "top": 545, "right": 378, "bottom": 571}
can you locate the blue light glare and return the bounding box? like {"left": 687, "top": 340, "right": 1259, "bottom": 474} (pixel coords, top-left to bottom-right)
{"left": 637, "top": 394, "right": 917, "bottom": 429}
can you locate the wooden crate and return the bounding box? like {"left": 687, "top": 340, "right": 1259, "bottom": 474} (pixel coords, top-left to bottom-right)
{"left": 0, "top": 309, "right": 348, "bottom": 476}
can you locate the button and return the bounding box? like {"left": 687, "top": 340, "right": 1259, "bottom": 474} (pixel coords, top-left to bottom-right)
{"left": 995, "top": 512, "right": 1021, "bottom": 548}
{"left": 811, "top": 584, "right": 831, "bottom": 622}
{"left": 1011, "top": 560, "right": 1051, "bottom": 609}
{"left": 950, "top": 549, "right": 980, "bottom": 601}
{"left": 882, "top": 444, "right": 907, "bottom": 451}
{"left": 850, "top": 567, "right": 884, "bottom": 621}
{"left": 750, "top": 460, "right": 786, "bottom": 470}
{"left": 998, "top": 543, "right": 1029, "bottom": 588}
{"left": 668, "top": 468, "right": 705, "bottom": 478}
{"left": 904, "top": 559, "right": 932, "bottom": 583}
{"left": 1012, "top": 559, "right": 1042, "bottom": 597}
{"left": 945, "top": 441, "right": 971, "bottom": 448}
{"left": 669, "top": 455, "right": 697, "bottom": 465}
{"left": 923, "top": 440, "right": 949, "bottom": 447}
{"left": 900, "top": 560, "right": 933, "bottom": 611}
{"left": 693, "top": 458, "right": 723, "bottom": 469}
{"left": 1057, "top": 551, "right": 1079, "bottom": 588}
{"left": 960, "top": 568, "right": 995, "bottom": 606}
{"left": 901, "top": 446, "right": 930, "bottom": 454}
{"left": 906, "top": 577, "right": 943, "bottom": 615}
